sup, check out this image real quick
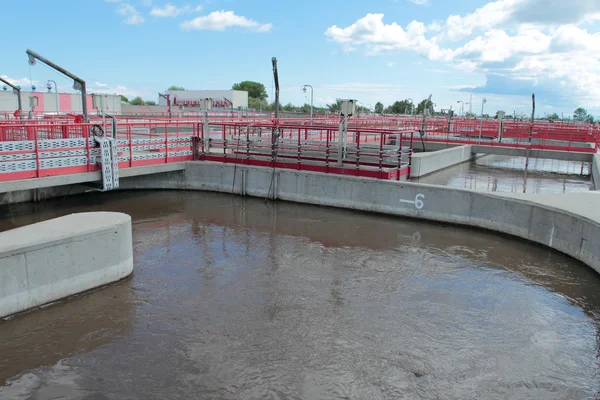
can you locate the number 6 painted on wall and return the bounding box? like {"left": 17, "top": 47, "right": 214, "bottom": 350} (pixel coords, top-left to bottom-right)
{"left": 415, "top": 194, "right": 425, "bottom": 210}
{"left": 399, "top": 193, "right": 425, "bottom": 210}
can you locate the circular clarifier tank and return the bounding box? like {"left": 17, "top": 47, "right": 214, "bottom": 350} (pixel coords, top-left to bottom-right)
{"left": 1, "top": 190, "right": 599, "bottom": 399}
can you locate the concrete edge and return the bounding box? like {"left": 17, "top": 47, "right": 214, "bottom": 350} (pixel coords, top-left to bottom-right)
{"left": 592, "top": 154, "right": 600, "bottom": 191}
{"left": 0, "top": 162, "right": 187, "bottom": 193}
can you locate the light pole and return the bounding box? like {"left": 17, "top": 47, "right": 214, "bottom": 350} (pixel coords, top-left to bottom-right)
{"left": 406, "top": 98, "right": 414, "bottom": 117}
{"left": 478, "top": 97, "right": 487, "bottom": 144}
{"left": 46, "top": 80, "right": 58, "bottom": 114}
{"left": 302, "top": 85, "right": 313, "bottom": 125}
{"left": 457, "top": 100, "right": 464, "bottom": 116}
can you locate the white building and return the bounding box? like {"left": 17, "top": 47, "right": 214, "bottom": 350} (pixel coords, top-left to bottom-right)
{"left": 0, "top": 90, "right": 121, "bottom": 115}
{"left": 158, "top": 90, "right": 248, "bottom": 110}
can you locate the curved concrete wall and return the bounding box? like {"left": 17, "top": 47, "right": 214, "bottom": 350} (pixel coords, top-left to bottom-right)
{"left": 0, "top": 212, "right": 133, "bottom": 319}
{"left": 119, "top": 162, "right": 600, "bottom": 274}
{"left": 593, "top": 154, "right": 600, "bottom": 190}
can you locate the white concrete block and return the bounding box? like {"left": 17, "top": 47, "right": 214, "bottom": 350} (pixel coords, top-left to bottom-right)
{"left": 0, "top": 212, "right": 133, "bottom": 318}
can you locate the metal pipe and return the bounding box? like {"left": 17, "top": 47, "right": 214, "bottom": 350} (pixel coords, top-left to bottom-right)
{"left": 0, "top": 77, "right": 22, "bottom": 117}
{"left": 272, "top": 57, "right": 279, "bottom": 121}
{"left": 26, "top": 49, "right": 88, "bottom": 121}
{"left": 478, "top": 97, "right": 487, "bottom": 145}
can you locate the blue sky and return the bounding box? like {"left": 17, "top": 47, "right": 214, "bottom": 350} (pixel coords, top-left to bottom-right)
{"left": 2, "top": 0, "right": 600, "bottom": 117}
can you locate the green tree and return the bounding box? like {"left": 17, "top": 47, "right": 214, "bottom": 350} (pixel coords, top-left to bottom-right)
{"left": 248, "top": 97, "right": 268, "bottom": 110}
{"left": 129, "top": 96, "right": 145, "bottom": 106}
{"left": 168, "top": 86, "right": 185, "bottom": 91}
{"left": 300, "top": 103, "right": 312, "bottom": 113}
{"left": 120, "top": 95, "right": 129, "bottom": 103}
{"left": 387, "top": 100, "right": 414, "bottom": 114}
{"left": 327, "top": 99, "right": 343, "bottom": 113}
{"left": 574, "top": 107, "right": 588, "bottom": 121}
{"left": 416, "top": 99, "right": 434, "bottom": 115}
{"left": 145, "top": 101, "right": 157, "bottom": 106}
{"left": 374, "top": 102, "right": 384, "bottom": 114}
{"left": 232, "top": 81, "right": 268, "bottom": 101}
{"left": 282, "top": 102, "right": 296, "bottom": 112}
{"left": 548, "top": 112, "right": 560, "bottom": 121}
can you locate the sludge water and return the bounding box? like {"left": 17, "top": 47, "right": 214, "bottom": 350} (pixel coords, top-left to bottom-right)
{"left": 1, "top": 190, "right": 600, "bottom": 399}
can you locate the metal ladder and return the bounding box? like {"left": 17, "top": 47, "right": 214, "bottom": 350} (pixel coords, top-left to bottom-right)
{"left": 93, "top": 123, "right": 119, "bottom": 191}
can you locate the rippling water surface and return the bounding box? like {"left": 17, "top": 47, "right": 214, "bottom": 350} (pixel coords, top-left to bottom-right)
{"left": 415, "top": 155, "right": 593, "bottom": 194}
{"left": 1, "top": 190, "right": 600, "bottom": 399}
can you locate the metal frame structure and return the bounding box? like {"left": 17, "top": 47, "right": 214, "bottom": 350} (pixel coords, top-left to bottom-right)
{"left": 0, "top": 77, "right": 23, "bottom": 117}
{"left": 26, "top": 49, "right": 88, "bottom": 121}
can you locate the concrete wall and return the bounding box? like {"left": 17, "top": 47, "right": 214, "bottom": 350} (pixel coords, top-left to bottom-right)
{"left": 593, "top": 154, "right": 600, "bottom": 191}
{"left": 0, "top": 212, "right": 133, "bottom": 318}
{"left": 410, "top": 145, "right": 473, "bottom": 177}
{"left": 119, "top": 162, "right": 600, "bottom": 274}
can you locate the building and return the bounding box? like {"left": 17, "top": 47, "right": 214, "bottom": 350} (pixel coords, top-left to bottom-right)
{"left": 158, "top": 90, "right": 248, "bottom": 110}
{"left": 0, "top": 90, "right": 122, "bottom": 115}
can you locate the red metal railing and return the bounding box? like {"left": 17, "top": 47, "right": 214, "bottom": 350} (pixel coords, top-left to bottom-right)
{"left": 0, "top": 119, "right": 414, "bottom": 182}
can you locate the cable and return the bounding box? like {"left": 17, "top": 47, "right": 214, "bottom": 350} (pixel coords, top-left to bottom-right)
{"left": 231, "top": 124, "right": 247, "bottom": 194}
{"left": 265, "top": 125, "right": 280, "bottom": 202}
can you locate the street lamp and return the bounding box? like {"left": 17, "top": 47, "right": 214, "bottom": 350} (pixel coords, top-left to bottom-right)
{"left": 478, "top": 97, "right": 487, "bottom": 144}
{"left": 457, "top": 100, "right": 464, "bottom": 116}
{"left": 301, "top": 85, "right": 313, "bottom": 125}
{"left": 46, "top": 80, "right": 58, "bottom": 114}
{"left": 406, "top": 98, "right": 414, "bottom": 117}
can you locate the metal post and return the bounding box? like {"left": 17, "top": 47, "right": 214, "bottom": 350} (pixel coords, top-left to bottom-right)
{"left": 302, "top": 85, "right": 313, "bottom": 125}
{"left": 478, "top": 97, "right": 487, "bottom": 145}
{"left": 47, "top": 80, "right": 58, "bottom": 114}
{"left": 457, "top": 100, "right": 464, "bottom": 116}
{"left": 26, "top": 49, "right": 88, "bottom": 121}
{"left": 0, "top": 77, "right": 22, "bottom": 117}
{"left": 159, "top": 93, "right": 171, "bottom": 121}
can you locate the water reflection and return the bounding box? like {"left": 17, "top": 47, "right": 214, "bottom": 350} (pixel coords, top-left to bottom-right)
{"left": 414, "top": 155, "right": 593, "bottom": 194}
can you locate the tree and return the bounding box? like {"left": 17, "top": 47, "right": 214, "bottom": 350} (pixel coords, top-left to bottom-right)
{"left": 232, "top": 81, "right": 268, "bottom": 101}
{"left": 494, "top": 110, "right": 506, "bottom": 119}
{"left": 248, "top": 97, "right": 268, "bottom": 111}
{"left": 574, "top": 107, "right": 588, "bottom": 121}
{"left": 145, "top": 101, "right": 157, "bottom": 106}
{"left": 548, "top": 112, "right": 560, "bottom": 121}
{"left": 130, "top": 96, "right": 145, "bottom": 106}
{"left": 374, "top": 102, "right": 384, "bottom": 114}
{"left": 168, "top": 86, "right": 185, "bottom": 91}
{"left": 416, "top": 99, "right": 434, "bottom": 115}
{"left": 120, "top": 95, "right": 129, "bottom": 103}
{"left": 326, "top": 99, "right": 343, "bottom": 113}
{"left": 282, "top": 103, "right": 296, "bottom": 112}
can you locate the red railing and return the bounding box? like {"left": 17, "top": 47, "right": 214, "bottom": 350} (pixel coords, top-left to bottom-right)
{"left": 0, "top": 119, "right": 414, "bottom": 182}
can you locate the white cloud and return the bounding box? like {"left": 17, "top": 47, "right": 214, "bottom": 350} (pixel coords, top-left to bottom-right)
{"left": 117, "top": 4, "right": 145, "bottom": 25}
{"left": 439, "top": 0, "right": 600, "bottom": 41}
{"left": 325, "top": 13, "right": 453, "bottom": 60}
{"left": 408, "top": 0, "right": 429, "bottom": 6}
{"left": 325, "top": 3, "right": 600, "bottom": 108}
{"left": 0, "top": 75, "right": 39, "bottom": 88}
{"left": 387, "top": 61, "right": 394, "bottom": 67}
{"left": 180, "top": 10, "right": 272, "bottom": 32}
{"left": 96, "top": 82, "right": 108, "bottom": 87}
{"left": 150, "top": 3, "right": 202, "bottom": 17}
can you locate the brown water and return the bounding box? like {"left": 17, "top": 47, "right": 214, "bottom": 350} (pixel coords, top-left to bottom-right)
{"left": 415, "top": 156, "right": 593, "bottom": 194}
{"left": 1, "top": 190, "right": 600, "bottom": 399}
